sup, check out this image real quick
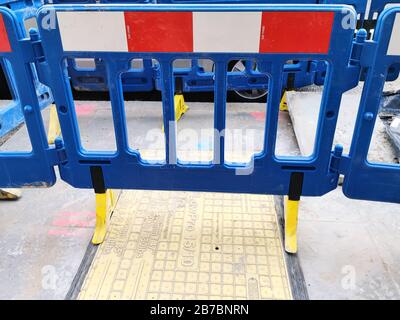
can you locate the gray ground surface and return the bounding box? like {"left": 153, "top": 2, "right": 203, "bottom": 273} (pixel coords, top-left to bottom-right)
{"left": 299, "top": 189, "right": 400, "bottom": 299}
{"left": 0, "top": 174, "right": 95, "bottom": 299}
{"left": 0, "top": 108, "right": 94, "bottom": 299}
{"left": 289, "top": 79, "right": 400, "bottom": 300}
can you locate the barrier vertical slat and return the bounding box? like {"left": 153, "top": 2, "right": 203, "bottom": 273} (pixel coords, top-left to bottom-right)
{"left": 214, "top": 60, "right": 227, "bottom": 165}
{"left": 264, "top": 62, "right": 284, "bottom": 156}
{"left": 349, "top": 62, "right": 387, "bottom": 160}
{"left": 192, "top": 59, "right": 199, "bottom": 69}
{"left": 316, "top": 68, "right": 348, "bottom": 161}
{"left": 160, "top": 61, "right": 177, "bottom": 164}
{"left": 15, "top": 62, "right": 49, "bottom": 154}
{"left": 244, "top": 60, "right": 253, "bottom": 72}
{"left": 106, "top": 60, "right": 129, "bottom": 152}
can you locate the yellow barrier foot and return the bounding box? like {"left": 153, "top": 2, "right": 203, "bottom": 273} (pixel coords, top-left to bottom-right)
{"left": 280, "top": 91, "right": 288, "bottom": 111}
{"left": 92, "top": 189, "right": 115, "bottom": 245}
{"left": 162, "top": 94, "right": 189, "bottom": 131}
{"left": 284, "top": 197, "right": 299, "bottom": 254}
{"left": 174, "top": 94, "right": 189, "bottom": 121}
{"left": 0, "top": 188, "right": 21, "bottom": 200}
{"left": 47, "top": 104, "right": 61, "bottom": 144}
{"left": 284, "top": 173, "right": 303, "bottom": 254}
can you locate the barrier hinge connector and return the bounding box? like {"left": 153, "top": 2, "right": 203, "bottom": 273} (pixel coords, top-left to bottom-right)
{"left": 350, "top": 29, "right": 377, "bottom": 68}
{"left": 27, "top": 28, "right": 52, "bottom": 87}
{"left": 329, "top": 144, "right": 350, "bottom": 175}
{"left": 47, "top": 138, "right": 68, "bottom": 166}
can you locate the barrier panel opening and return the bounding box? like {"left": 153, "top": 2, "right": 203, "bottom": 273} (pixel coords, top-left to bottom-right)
{"left": 0, "top": 59, "right": 32, "bottom": 152}
{"left": 68, "top": 57, "right": 106, "bottom": 91}
{"left": 197, "top": 59, "right": 214, "bottom": 73}
{"left": 73, "top": 58, "right": 96, "bottom": 71}
{"left": 173, "top": 59, "right": 191, "bottom": 70}
{"left": 23, "top": 16, "right": 37, "bottom": 37}
{"left": 331, "top": 82, "right": 364, "bottom": 161}
{"left": 367, "top": 71, "right": 400, "bottom": 165}
{"left": 122, "top": 59, "right": 156, "bottom": 93}
{"left": 224, "top": 59, "right": 269, "bottom": 165}
{"left": 123, "top": 58, "right": 165, "bottom": 162}
{"left": 275, "top": 60, "right": 328, "bottom": 159}
{"left": 63, "top": 57, "right": 117, "bottom": 153}
{"left": 228, "top": 59, "right": 268, "bottom": 102}
{"left": 0, "top": 59, "right": 12, "bottom": 101}
{"left": 175, "top": 58, "right": 214, "bottom": 163}
{"left": 171, "top": 59, "right": 215, "bottom": 94}
{"left": 130, "top": 58, "right": 144, "bottom": 70}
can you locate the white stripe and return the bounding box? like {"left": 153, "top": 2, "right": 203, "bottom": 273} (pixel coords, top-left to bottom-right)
{"left": 364, "top": 0, "right": 372, "bottom": 20}
{"left": 388, "top": 13, "right": 400, "bottom": 55}
{"left": 57, "top": 12, "right": 128, "bottom": 52}
{"left": 193, "top": 12, "right": 262, "bottom": 53}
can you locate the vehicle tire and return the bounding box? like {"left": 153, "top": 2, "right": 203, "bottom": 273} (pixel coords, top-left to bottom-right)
{"left": 228, "top": 60, "right": 268, "bottom": 103}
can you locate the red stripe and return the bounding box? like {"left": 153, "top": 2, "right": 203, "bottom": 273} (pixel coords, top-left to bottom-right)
{"left": 124, "top": 12, "right": 193, "bottom": 52}
{"left": 0, "top": 14, "right": 11, "bottom": 52}
{"left": 259, "top": 11, "right": 335, "bottom": 54}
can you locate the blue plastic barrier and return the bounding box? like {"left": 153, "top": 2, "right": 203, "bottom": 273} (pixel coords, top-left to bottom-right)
{"left": 0, "top": 3, "right": 399, "bottom": 205}
{"left": 0, "top": 6, "right": 56, "bottom": 186}
{"left": 364, "top": 0, "right": 400, "bottom": 81}
{"left": 31, "top": 4, "right": 360, "bottom": 198}
{"left": 0, "top": 0, "right": 53, "bottom": 137}
{"left": 315, "top": 0, "right": 400, "bottom": 85}
{"left": 342, "top": 6, "right": 400, "bottom": 203}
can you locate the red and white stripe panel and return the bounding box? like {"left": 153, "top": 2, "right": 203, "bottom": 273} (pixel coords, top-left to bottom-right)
{"left": 388, "top": 13, "right": 400, "bottom": 55}
{"left": 57, "top": 11, "right": 335, "bottom": 54}
{"left": 0, "top": 14, "right": 11, "bottom": 52}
